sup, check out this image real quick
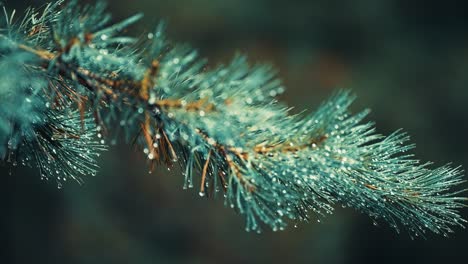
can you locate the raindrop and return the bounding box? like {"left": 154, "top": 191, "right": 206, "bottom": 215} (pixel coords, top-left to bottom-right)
{"left": 207, "top": 138, "right": 216, "bottom": 145}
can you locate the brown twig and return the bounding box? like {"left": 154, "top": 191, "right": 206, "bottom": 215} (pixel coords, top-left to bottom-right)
{"left": 200, "top": 149, "right": 212, "bottom": 195}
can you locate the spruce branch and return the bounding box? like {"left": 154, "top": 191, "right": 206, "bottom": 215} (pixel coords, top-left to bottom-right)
{"left": 0, "top": 1, "right": 466, "bottom": 237}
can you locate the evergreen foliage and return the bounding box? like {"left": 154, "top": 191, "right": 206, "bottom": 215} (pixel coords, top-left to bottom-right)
{"left": 0, "top": 0, "right": 466, "bottom": 237}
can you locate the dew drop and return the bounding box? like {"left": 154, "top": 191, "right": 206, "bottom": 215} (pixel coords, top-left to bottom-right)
{"left": 207, "top": 138, "right": 216, "bottom": 145}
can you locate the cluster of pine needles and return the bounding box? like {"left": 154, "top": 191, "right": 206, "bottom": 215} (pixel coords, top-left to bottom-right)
{"left": 0, "top": 1, "right": 466, "bottom": 237}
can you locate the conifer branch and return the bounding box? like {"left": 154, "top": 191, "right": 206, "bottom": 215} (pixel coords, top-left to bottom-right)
{"left": 0, "top": 1, "right": 466, "bottom": 237}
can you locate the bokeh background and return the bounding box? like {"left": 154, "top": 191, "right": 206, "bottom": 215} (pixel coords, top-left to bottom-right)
{"left": 2, "top": 0, "right": 468, "bottom": 263}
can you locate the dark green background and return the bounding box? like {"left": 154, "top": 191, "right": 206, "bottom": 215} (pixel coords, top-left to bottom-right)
{"left": 2, "top": 0, "right": 468, "bottom": 263}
